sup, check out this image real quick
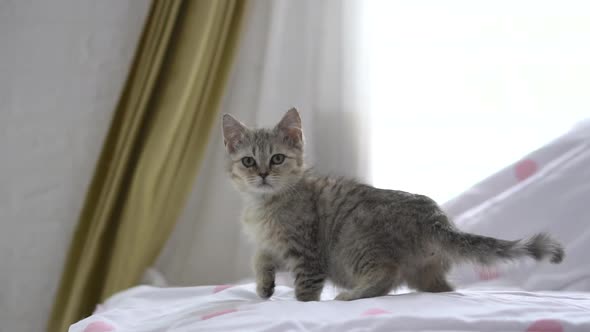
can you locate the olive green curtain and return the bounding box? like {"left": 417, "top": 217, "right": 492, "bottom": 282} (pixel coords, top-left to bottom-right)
{"left": 47, "top": 1, "right": 246, "bottom": 331}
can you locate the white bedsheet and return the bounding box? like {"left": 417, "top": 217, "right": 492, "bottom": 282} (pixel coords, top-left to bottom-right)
{"left": 70, "top": 283, "right": 589, "bottom": 332}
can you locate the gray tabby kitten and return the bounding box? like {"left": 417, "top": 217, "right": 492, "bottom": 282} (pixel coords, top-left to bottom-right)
{"left": 221, "top": 108, "right": 564, "bottom": 301}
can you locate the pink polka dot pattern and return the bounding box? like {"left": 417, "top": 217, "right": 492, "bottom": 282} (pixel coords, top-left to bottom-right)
{"left": 83, "top": 321, "right": 115, "bottom": 332}
{"left": 361, "top": 308, "right": 390, "bottom": 316}
{"left": 515, "top": 159, "right": 538, "bottom": 181}
{"left": 213, "top": 284, "right": 234, "bottom": 293}
{"left": 476, "top": 267, "right": 501, "bottom": 281}
{"left": 201, "top": 308, "right": 238, "bottom": 320}
{"left": 526, "top": 319, "right": 563, "bottom": 332}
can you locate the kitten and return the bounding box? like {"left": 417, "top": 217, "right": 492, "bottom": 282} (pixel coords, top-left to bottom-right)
{"left": 221, "top": 108, "right": 564, "bottom": 301}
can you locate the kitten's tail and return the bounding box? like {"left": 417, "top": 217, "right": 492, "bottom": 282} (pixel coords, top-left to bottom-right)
{"left": 435, "top": 224, "right": 564, "bottom": 265}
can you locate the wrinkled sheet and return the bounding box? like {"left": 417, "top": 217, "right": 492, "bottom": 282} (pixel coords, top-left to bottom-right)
{"left": 70, "top": 283, "right": 590, "bottom": 332}
{"left": 444, "top": 119, "right": 590, "bottom": 292}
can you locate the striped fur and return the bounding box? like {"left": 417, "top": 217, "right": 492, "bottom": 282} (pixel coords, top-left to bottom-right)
{"left": 222, "top": 109, "right": 564, "bottom": 301}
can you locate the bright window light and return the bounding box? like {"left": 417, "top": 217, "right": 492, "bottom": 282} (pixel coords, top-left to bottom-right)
{"left": 361, "top": 0, "right": 590, "bottom": 203}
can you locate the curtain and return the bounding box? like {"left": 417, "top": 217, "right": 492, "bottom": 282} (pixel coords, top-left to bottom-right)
{"left": 154, "top": 0, "right": 367, "bottom": 286}
{"left": 47, "top": 1, "right": 246, "bottom": 331}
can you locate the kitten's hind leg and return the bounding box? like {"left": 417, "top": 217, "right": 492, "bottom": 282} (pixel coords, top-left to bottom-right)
{"left": 409, "top": 274, "right": 454, "bottom": 293}
{"left": 405, "top": 261, "right": 454, "bottom": 293}
{"left": 335, "top": 264, "right": 399, "bottom": 301}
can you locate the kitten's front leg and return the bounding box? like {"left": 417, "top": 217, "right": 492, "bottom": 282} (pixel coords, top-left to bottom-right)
{"left": 254, "top": 250, "right": 276, "bottom": 299}
{"left": 293, "top": 259, "right": 326, "bottom": 301}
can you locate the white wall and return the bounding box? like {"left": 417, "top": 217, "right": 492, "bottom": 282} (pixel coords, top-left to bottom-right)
{"left": 0, "top": 1, "right": 149, "bottom": 331}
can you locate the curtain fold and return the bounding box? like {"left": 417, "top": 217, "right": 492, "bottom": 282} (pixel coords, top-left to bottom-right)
{"left": 47, "top": 1, "right": 246, "bottom": 331}
{"left": 154, "top": 0, "right": 367, "bottom": 287}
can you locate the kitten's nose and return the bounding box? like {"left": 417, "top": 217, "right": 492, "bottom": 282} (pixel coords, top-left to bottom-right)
{"left": 259, "top": 172, "right": 269, "bottom": 179}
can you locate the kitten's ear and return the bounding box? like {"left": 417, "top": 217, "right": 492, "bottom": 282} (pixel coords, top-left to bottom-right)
{"left": 222, "top": 114, "right": 247, "bottom": 153}
{"left": 276, "top": 108, "right": 303, "bottom": 149}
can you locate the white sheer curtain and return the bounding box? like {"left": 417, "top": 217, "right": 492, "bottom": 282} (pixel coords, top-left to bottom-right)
{"left": 363, "top": 0, "right": 590, "bottom": 204}
{"left": 154, "top": 0, "right": 366, "bottom": 286}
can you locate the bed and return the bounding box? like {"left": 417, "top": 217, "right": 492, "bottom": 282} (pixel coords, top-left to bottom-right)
{"left": 71, "top": 120, "right": 590, "bottom": 332}
{"left": 72, "top": 283, "right": 589, "bottom": 332}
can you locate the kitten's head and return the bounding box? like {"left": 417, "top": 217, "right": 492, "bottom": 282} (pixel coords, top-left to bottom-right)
{"left": 222, "top": 108, "right": 305, "bottom": 195}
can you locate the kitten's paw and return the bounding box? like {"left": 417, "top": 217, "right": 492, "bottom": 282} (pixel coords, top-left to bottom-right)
{"left": 334, "top": 292, "right": 356, "bottom": 301}
{"left": 256, "top": 283, "right": 275, "bottom": 299}
{"left": 295, "top": 291, "right": 320, "bottom": 302}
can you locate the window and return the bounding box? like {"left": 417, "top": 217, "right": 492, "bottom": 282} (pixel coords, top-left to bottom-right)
{"left": 362, "top": 0, "right": 590, "bottom": 203}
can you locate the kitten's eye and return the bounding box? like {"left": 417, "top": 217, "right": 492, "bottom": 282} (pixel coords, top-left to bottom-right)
{"left": 242, "top": 157, "right": 256, "bottom": 167}
{"left": 270, "top": 154, "right": 285, "bottom": 165}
